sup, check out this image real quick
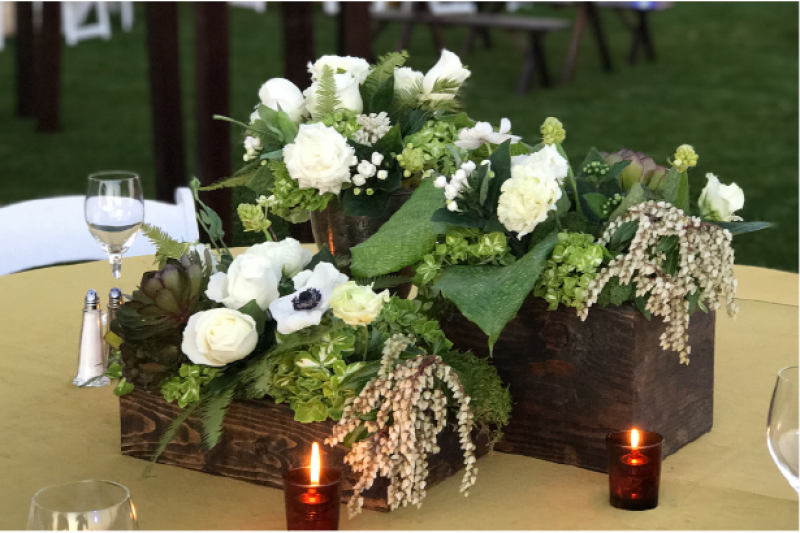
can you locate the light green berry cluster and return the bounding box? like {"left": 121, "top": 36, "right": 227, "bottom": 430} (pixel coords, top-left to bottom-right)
{"left": 582, "top": 160, "right": 610, "bottom": 177}
{"left": 534, "top": 233, "right": 608, "bottom": 311}
{"left": 237, "top": 201, "right": 272, "bottom": 234}
{"left": 161, "top": 364, "right": 221, "bottom": 408}
{"left": 540, "top": 117, "right": 566, "bottom": 145}
{"left": 670, "top": 144, "right": 698, "bottom": 172}
{"left": 268, "top": 161, "right": 335, "bottom": 222}
{"left": 415, "top": 227, "right": 515, "bottom": 286}
{"left": 321, "top": 110, "right": 361, "bottom": 140}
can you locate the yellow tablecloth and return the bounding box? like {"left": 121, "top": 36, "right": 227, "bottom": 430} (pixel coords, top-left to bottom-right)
{"left": 0, "top": 254, "right": 797, "bottom": 530}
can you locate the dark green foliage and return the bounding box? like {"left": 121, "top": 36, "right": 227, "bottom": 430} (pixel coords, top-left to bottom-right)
{"left": 595, "top": 277, "right": 636, "bottom": 307}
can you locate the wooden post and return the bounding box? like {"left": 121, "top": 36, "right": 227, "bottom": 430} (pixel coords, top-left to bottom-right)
{"left": 15, "top": 2, "right": 35, "bottom": 117}
{"left": 339, "top": 2, "right": 373, "bottom": 61}
{"left": 145, "top": 3, "right": 186, "bottom": 203}
{"left": 195, "top": 3, "right": 231, "bottom": 242}
{"left": 36, "top": 2, "right": 62, "bottom": 132}
{"left": 586, "top": 3, "right": 613, "bottom": 73}
{"left": 560, "top": 2, "right": 587, "bottom": 84}
{"left": 282, "top": 2, "right": 315, "bottom": 90}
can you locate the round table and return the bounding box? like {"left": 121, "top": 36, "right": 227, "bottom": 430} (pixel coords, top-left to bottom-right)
{"left": 0, "top": 255, "right": 796, "bottom": 529}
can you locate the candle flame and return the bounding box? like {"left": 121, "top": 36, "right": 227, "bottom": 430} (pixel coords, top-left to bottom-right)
{"left": 310, "top": 442, "right": 321, "bottom": 485}
{"left": 631, "top": 429, "right": 640, "bottom": 448}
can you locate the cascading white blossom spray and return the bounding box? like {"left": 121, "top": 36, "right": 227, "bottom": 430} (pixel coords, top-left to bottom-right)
{"left": 326, "top": 334, "right": 477, "bottom": 517}
{"left": 579, "top": 201, "right": 738, "bottom": 363}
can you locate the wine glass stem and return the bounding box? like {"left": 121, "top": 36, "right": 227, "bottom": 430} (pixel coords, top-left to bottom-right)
{"left": 109, "top": 253, "right": 122, "bottom": 279}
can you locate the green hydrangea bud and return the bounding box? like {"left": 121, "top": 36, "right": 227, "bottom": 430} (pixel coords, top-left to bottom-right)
{"left": 237, "top": 203, "right": 271, "bottom": 233}
{"left": 671, "top": 144, "right": 698, "bottom": 172}
{"left": 398, "top": 145, "right": 426, "bottom": 173}
{"left": 541, "top": 117, "right": 566, "bottom": 145}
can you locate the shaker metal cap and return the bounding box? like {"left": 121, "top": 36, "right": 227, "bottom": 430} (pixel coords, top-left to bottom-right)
{"left": 85, "top": 289, "right": 100, "bottom": 310}
{"left": 109, "top": 287, "right": 123, "bottom": 306}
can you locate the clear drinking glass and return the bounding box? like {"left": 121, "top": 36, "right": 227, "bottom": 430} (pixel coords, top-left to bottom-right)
{"left": 767, "top": 365, "right": 799, "bottom": 494}
{"left": 27, "top": 480, "right": 138, "bottom": 530}
{"left": 85, "top": 172, "right": 144, "bottom": 279}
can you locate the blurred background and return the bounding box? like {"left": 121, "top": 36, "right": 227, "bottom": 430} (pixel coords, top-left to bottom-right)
{"left": 1, "top": 1, "right": 797, "bottom": 271}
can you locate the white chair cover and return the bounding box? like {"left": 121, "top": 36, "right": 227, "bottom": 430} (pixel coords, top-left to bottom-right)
{"left": 0, "top": 188, "right": 199, "bottom": 276}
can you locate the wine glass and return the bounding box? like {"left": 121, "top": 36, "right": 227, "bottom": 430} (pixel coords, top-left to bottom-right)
{"left": 767, "top": 365, "right": 799, "bottom": 494}
{"left": 85, "top": 172, "right": 144, "bottom": 279}
{"left": 27, "top": 480, "right": 138, "bottom": 530}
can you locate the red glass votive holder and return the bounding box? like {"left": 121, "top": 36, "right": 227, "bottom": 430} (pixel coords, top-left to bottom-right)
{"left": 284, "top": 467, "right": 342, "bottom": 530}
{"left": 606, "top": 430, "right": 663, "bottom": 511}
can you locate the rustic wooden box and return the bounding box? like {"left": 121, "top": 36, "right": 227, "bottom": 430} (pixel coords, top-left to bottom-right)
{"left": 120, "top": 389, "right": 489, "bottom": 511}
{"left": 440, "top": 297, "right": 715, "bottom": 473}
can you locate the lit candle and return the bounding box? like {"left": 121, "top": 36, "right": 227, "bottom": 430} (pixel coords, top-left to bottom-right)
{"left": 606, "top": 429, "right": 663, "bottom": 511}
{"left": 284, "top": 442, "right": 342, "bottom": 530}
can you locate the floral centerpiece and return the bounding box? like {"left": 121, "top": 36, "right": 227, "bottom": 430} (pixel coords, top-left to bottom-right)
{"left": 207, "top": 50, "right": 480, "bottom": 248}
{"left": 349, "top": 117, "right": 769, "bottom": 363}
{"left": 106, "top": 190, "right": 510, "bottom": 516}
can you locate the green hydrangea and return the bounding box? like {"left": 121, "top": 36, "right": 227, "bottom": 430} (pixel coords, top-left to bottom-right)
{"left": 399, "top": 119, "right": 465, "bottom": 179}
{"left": 321, "top": 110, "right": 361, "bottom": 140}
{"left": 268, "top": 160, "right": 335, "bottom": 222}
{"left": 541, "top": 117, "right": 566, "bottom": 145}
{"left": 237, "top": 202, "right": 271, "bottom": 234}
{"left": 415, "top": 227, "right": 515, "bottom": 286}
{"left": 373, "top": 298, "right": 452, "bottom": 356}
{"left": 534, "top": 233, "right": 607, "bottom": 310}
{"left": 161, "top": 364, "right": 221, "bottom": 408}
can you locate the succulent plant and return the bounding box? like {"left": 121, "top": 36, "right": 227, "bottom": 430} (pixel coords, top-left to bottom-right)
{"left": 601, "top": 149, "right": 668, "bottom": 191}
{"left": 112, "top": 251, "right": 217, "bottom": 389}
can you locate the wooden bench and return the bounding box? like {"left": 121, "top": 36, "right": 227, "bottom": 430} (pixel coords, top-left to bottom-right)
{"left": 371, "top": 9, "right": 571, "bottom": 95}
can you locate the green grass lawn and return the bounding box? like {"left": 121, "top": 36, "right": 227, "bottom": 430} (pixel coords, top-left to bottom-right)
{"left": 0, "top": 2, "right": 796, "bottom": 271}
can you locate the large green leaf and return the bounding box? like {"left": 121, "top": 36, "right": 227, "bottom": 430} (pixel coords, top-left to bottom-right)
{"left": 433, "top": 231, "right": 558, "bottom": 350}
{"left": 350, "top": 180, "right": 445, "bottom": 278}
{"left": 661, "top": 168, "right": 690, "bottom": 213}
{"left": 483, "top": 141, "right": 512, "bottom": 214}
{"left": 710, "top": 220, "right": 772, "bottom": 234}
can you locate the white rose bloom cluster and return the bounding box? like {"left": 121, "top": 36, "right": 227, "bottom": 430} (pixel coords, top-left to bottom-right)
{"left": 455, "top": 118, "right": 521, "bottom": 150}
{"left": 434, "top": 160, "right": 477, "bottom": 212}
{"left": 257, "top": 77, "right": 306, "bottom": 123}
{"left": 579, "top": 201, "right": 738, "bottom": 364}
{"left": 393, "top": 66, "right": 424, "bottom": 92}
{"left": 308, "top": 55, "right": 372, "bottom": 84}
{"left": 284, "top": 123, "right": 358, "bottom": 195}
{"left": 243, "top": 136, "right": 263, "bottom": 162}
{"left": 326, "top": 335, "right": 478, "bottom": 517}
{"left": 244, "top": 237, "right": 313, "bottom": 278}
{"left": 497, "top": 154, "right": 564, "bottom": 238}
{"left": 352, "top": 152, "right": 386, "bottom": 186}
{"left": 513, "top": 144, "right": 570, "bottom": 184}
{"left": 353, "top": 112, "right": 393, "bottom": 146}
{"left": 698, "top": 173, "right": 745, "bottom": 222}
{"left": 328, "top": 281, "right": 390, "bottom": 326}
{"left": 421, "top": 49, "right": 471, "bottom": 101}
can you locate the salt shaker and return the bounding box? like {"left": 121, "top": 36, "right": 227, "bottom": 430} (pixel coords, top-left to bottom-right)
{"left": 73, "top": 289, "right": 110, "bottom": 387}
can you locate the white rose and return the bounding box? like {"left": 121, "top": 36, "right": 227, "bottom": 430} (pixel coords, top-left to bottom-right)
{"left": 308, "top": 55, "right": 373, "bottom": 84}
{"left": 698, "top": 173, "right": 745, "bottom": 221}
{"left": 329, "top": 281, "right": 390, "bottom": 327}
{"left": 304, "top": 72, "right": 364, "bottom": 115}
{"left": 422, "top": 49, "right": 471, "bottom": 101}
{"left": 497, "top": 159, "right": 562, "bottom": 238}
{"left": 181, "top": 308, "right": 258, "bottom": 367}
{"left": 257, "top": 78, "right": 306, "bottom": 124}
{"left": 512, "top": 144, "right": 570, "bottom": 184}
{"left": 244, "top": 237, "right": 313, "bottom": 278}
{"left": 394, "top": 66, "right": 424, "bottom": 92}
{"left": 205, "top": 254, "right": 280, "bottom": 311}
{"left": 268, "top": 262, "right": 349, "bottom": 335}
{"left": 283, "top": 123, "right": 357, "bottom": 195}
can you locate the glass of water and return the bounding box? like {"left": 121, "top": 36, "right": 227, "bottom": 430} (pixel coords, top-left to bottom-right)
{"left": 767, "top": 365, "right": 799, "bottom": 494}
{"left": 27, "top": 480, "right": 138, "bottom": 530}
{"left": 85, "top": 172, "right": 144, "bottom": 279}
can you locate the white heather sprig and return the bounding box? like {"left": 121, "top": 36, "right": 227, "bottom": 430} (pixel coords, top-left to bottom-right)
{"left": 579, "top": 201, "right": 737, "bottom": 364}
{"left": 326, "top": 335, "right": 478, "bottom": 517}
{"left": 353, "top": 112, "right": 392, "bottom": 146}
{"left": 433, "top": 160, "right": 478, "bottom": 212}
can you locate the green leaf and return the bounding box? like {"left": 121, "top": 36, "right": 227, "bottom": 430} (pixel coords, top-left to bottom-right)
{"left": 259, "top": 149, "right": 284, "bottom": 160}
{"left": 238, "top": 299, "right": 268, "bottom": 335}
{"left": 634, "top": 293, "right": 652, "bottom": 320}
{"left": 245, "top": 164, "right": 275, "bottom": 195}
{"left": 656, "top": 235, "right": 679, "bottom": 255}
{"left": 141, "top": 223, "right": 190, "bottom": 266}
{"left": 306, "top": 244, "right": 337, "bottom": 270}
{"left": 430, "top": 208, "right": 485, "bottom": 228}
{"left": 350, "top": 180, "right": 445, "bottom": 278}
{"left": 106, "top": 363, "right": 123, "bottom": 379}
{"left": 663, "top": 248, "right": 680, "bottom": 276}
{"left": 200, "top": 388, "right": 234, "bottom": 450}
{"left": 484, "top": 141, "right": 512, "bottom": 214}
{"left": 338, "top": 360, "right": 381, "bottom": 392}
{"left": 608, "top": 220, "right": 639, "bottom": 252}
{"left": 341, "top": 188, "right": 391, "bottom": 217}
{"left": 362, "top": 51, "right": 408, "bottom": 100}
{"left": 342, "top": 425, "right": 369, "bottom": 448}
{"left": 365, "top": 75, "right": 394, "bottom": 115}
{"left": 662, "top": 168, "right": 690, "bottom": 213}
{"left": 113, "top": 377, "right": 134, "bottom": 396}
{"left": 433, "top": 231, "right": 558, "bottom": 350}
{"left": 709, "top": 221, "right": 772, "bottom": 234}
{"left": 373, "top": 124, "right": 404, "bottom": 156}
{"left": 399, "top": 109, "right": 431, "bottom": 137}
{"left": 583, "top": 193, "right": 608, "bottom": 218}
{"left": 608, "top": 183, "right": 647, "bottom": 221}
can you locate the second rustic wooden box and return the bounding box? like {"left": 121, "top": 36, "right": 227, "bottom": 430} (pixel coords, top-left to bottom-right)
{"left": 119, "top": 389, "right": 489, "bottom": 511}
{"left": 440, "top": 297, "right": 715, "bottom": 473}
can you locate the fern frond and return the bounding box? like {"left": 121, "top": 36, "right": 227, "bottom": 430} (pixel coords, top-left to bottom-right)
{"left": 200, "top": 388, "right": 234, "bottom": 450}
{"left": 420, "top": 78, "right": 463, "bottom": 113}
{"left": 363, "top": 51, "right": 409, "bottom": 96}
{"left": 389, "top": 79, "right": 425, "bottom": 118}
{"left": 142, "top": 223, "right": 191, "bottom": 266}
{"left": 355, "top": 275, "right": 414, "bottom": 290}
{"left": 142, "top": 400, "right": 201, "bottom": 478}
{"left": 199, "top": 162, "right": 259, "bottom": 191}
{"left": 313, "top": 65, "right": 340, "bottom": 121}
